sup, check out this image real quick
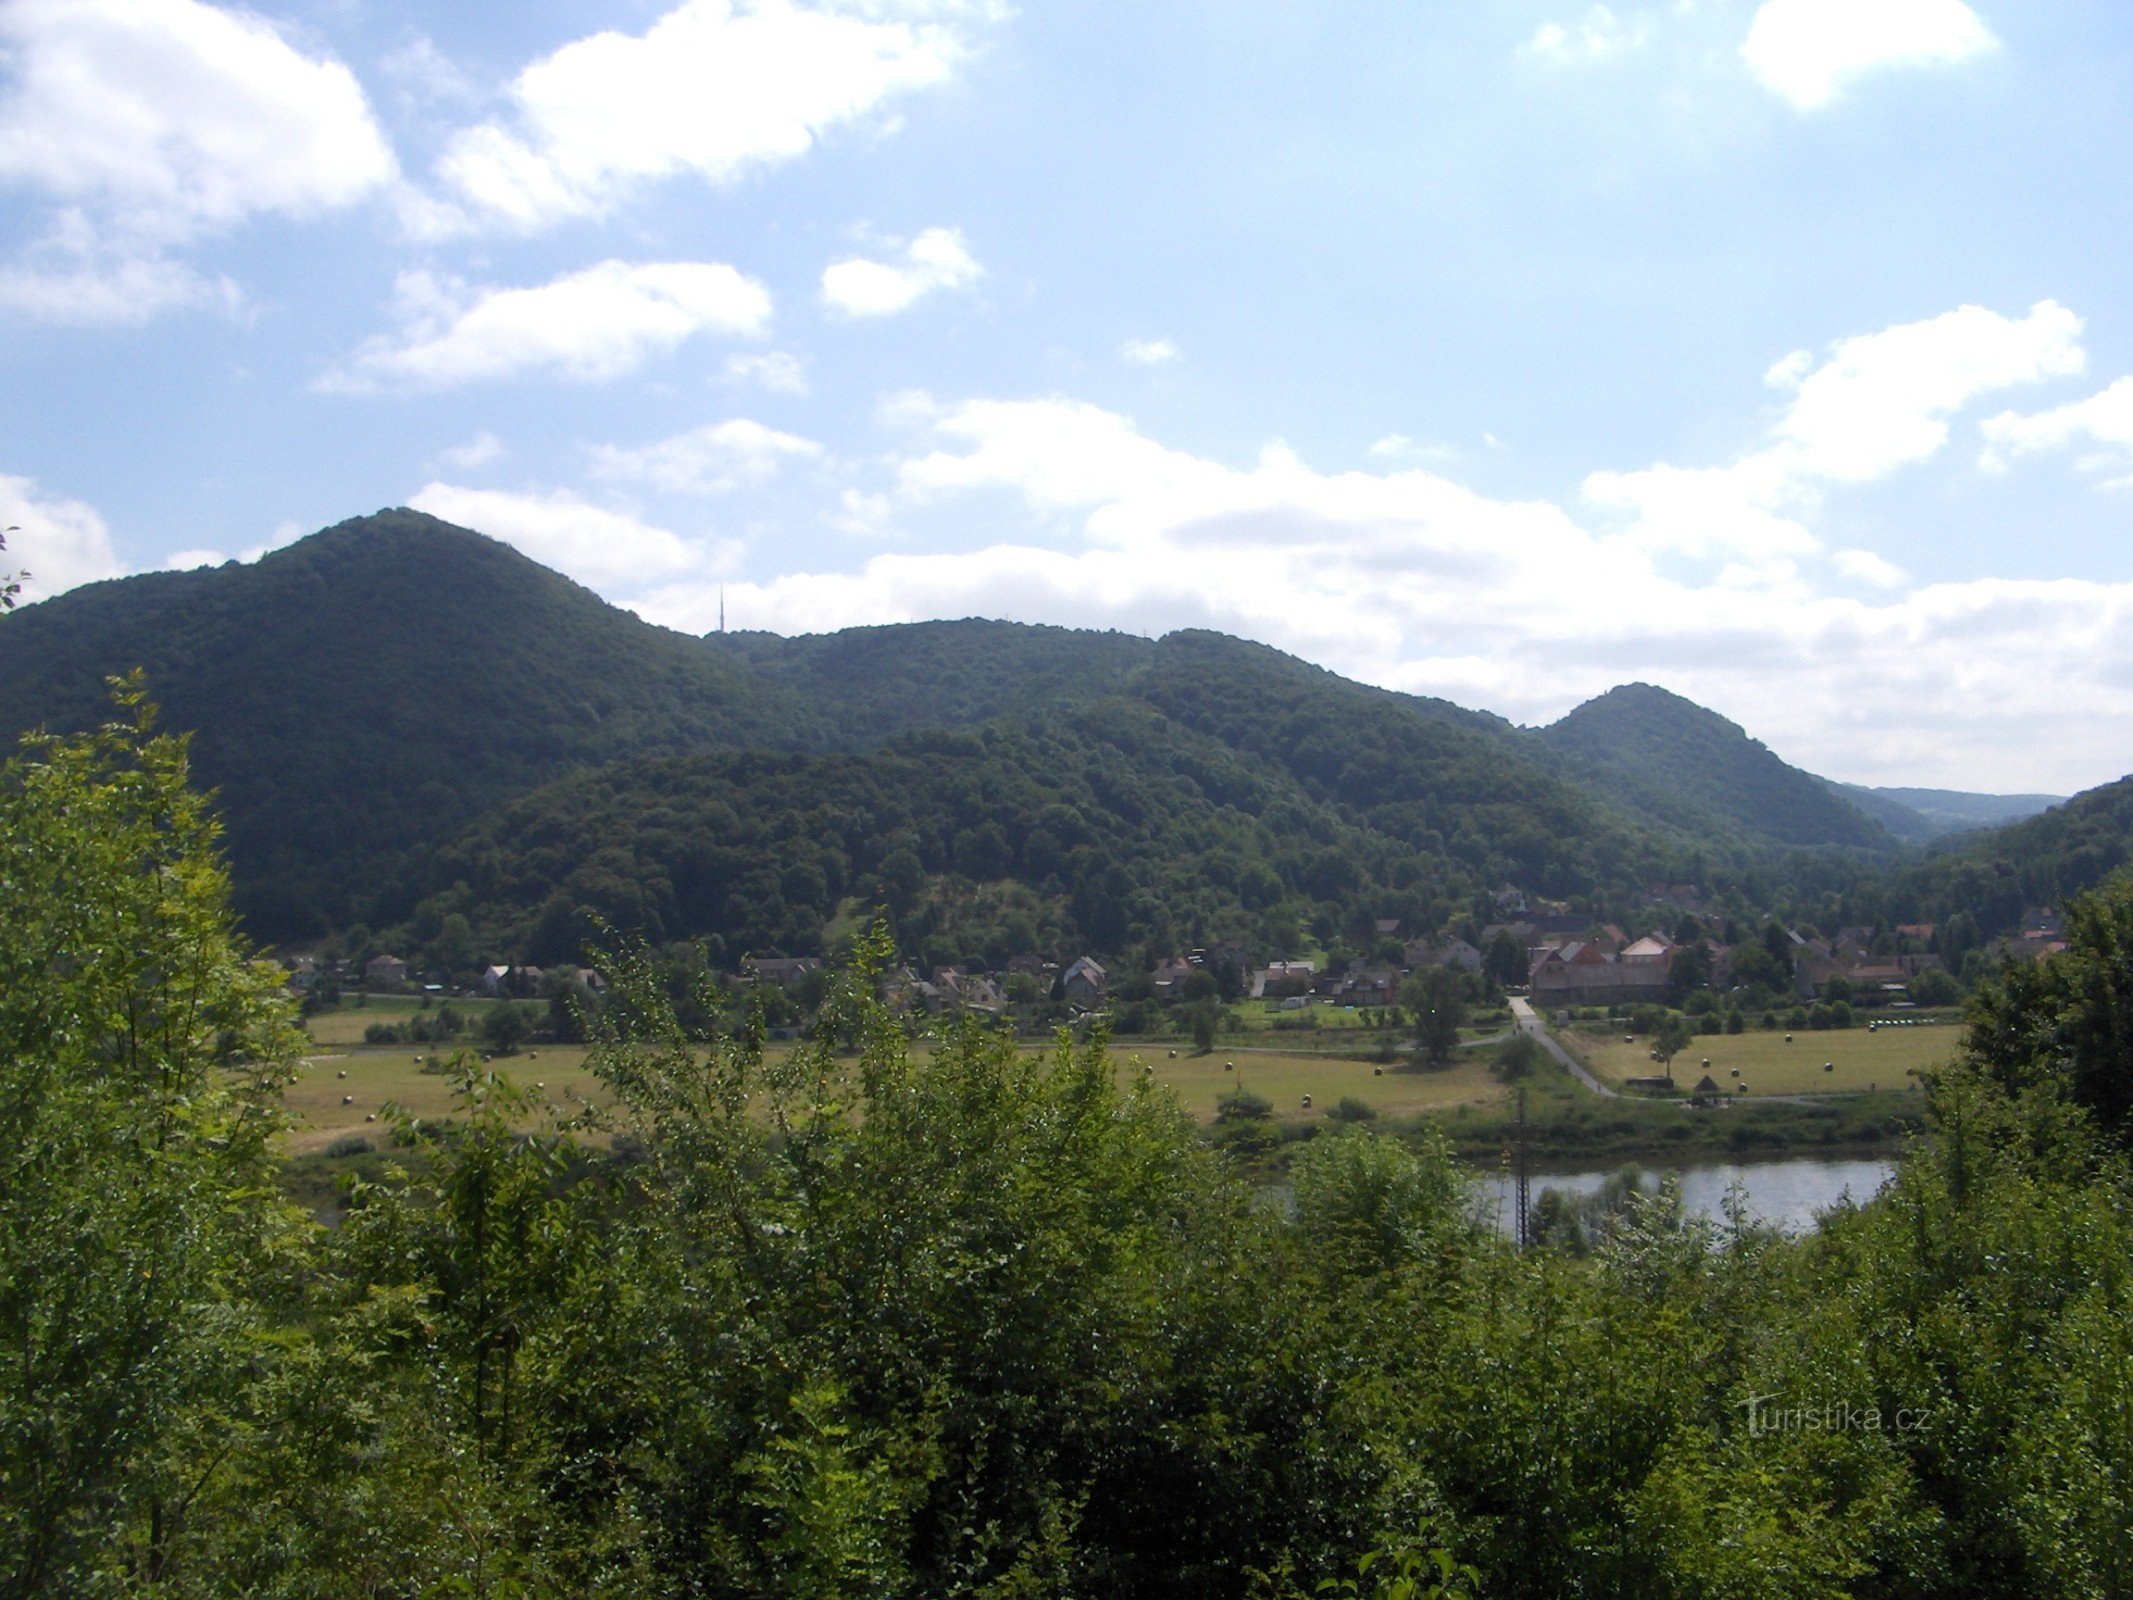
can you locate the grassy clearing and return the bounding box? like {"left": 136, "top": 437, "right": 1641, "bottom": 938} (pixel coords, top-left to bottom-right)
{"left": 1419, "top": 1046, "right": 1928, "bottom": 1168}
{"left": 1109, "top": 1044, "right": 1505, "bottom": 1124}
{"left": 284, "top": 1045, "right": 603, "bottom": 1154}
{"left": 283, "top": 1033, "right": 1506, "bottom": 1155}
{"left": 301, "top": 995, "right": 518, "bottom": 1046}
{"left": 1567, "top": 1021, "right": 1962, "bottom": 1096}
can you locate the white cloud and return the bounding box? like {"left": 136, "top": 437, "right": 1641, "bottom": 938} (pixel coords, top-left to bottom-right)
{"left": 323, "top": 260, "right": 772, "bottom": 391}
{"left": 606, "top": 304, "right": 2133, "bottom": 790}
{"left": 1522, "top": 6, "right": 1649, "bottom": 64}
{"left": 0, "top": 237, "right": 239, "bottom": 324}
{"left": 0, "top": 0, "right": 395, "bottom": 322}
{"left": 1586, "top": 301, "right": 2084, "bottom": 564}
{"left": 438, "top": 431, "right": 506, "bottom": 471}
{"left": 408, "top": 483, "right": 733, "bottom": 589}
{"left": 156, "top": 520, "right": 313, "bottom": 572}
{"left": 821, "top": 227, "right": 981, "bottom": 317}
{"left": 1119, "top": 337, "right": 1179, "bottom": 366}
{"left": 431, "top": 0, "right": 988, "bottom": 233}
{"left": 725, "top": 350, "right": 810, "bottom": 394}
{"left": 589, "top": 419, "right": 823, "bottom": 494}
{"left": 1833, "top": 548, "right": 1908, "bottom": 587}
{"left": 0, "top": 0, "right": 397, "bottom": 236}
{"left": 612, "top": 391, "right": 2133, "bottom": 790}
{"left": 1981, "top": 376, "right": 2133, "bottom": 480}
{"left": 379, "top": 35, "right": 476, "bottom": 110}
{"left": 1769, "top": 300, "right": 2084, "bottom": 481}
{"left": 0, "top": 473, "right": 124, "bottom": 602}
{"left": 1742, "top": 0, "right": 1997, "bottom": 110}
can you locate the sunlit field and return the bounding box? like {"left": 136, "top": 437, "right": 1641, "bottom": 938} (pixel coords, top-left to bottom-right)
{"left": 283, "top": 1029, "right": 1509, "bottom": 1152}
{"left": 1567, "top": 1020, "right": 1962, "bottom": 1096}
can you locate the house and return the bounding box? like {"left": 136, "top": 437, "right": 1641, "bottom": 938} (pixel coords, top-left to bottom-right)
{"left": 957, "top": 975, "right": 1007, "bottom": 1013}
{"left": 1527, "top": 938, "right": 1672, "bottom": 1004}
{"left": 1007, "top": 953, "right": 1050, "bottom": 978}
{"left": 364, "top": 954, "right": 409, "bottom": 990}
{"left": 1620, "top": 934, "right": 1675, "bottom": 966}
{"left": 748, "top": 956, "right": 823, "bottom": 990}
{"left": 1203, "top": 941, "right": 1252, "bottom": 979}
{"left": 1150, "top": 956, "right": 1198, "bottom": 1000}
{"left": 1254, "top": 960, "right": 1316, "bottom": 999}
{"left": 1062, "top": 956, "right": 1107, "bottom": 1004}
{"left": 1405, "top": 936, "right": 1481, "bottom": 974}
{"left": 479, "top": 964, "right": 513, "bottom": 997}
{"left": 1328, "top": 969, "right": 1401, "bottom": 1007}
{"left": 1373, "top": 917, "right": 1404, "bottom": 938}
{"left": 283, "top": 955, "right": 319, "bottom": 993}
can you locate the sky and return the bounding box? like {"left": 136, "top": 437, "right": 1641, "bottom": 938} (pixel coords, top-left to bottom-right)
{"left": 3, "top": 0, "right": 2131, "bottom": 795}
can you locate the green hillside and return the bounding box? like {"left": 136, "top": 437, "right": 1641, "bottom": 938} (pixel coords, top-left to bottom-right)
{"left": 389, "top": 701, "right": 1437, "bottom": 969}
{"left": 1829, "top": 779, "right": 2064, "bottom": 842}
{"left": 1538, "top": 682, "right": 1897, "bottom": 854}
{"left": 1882, "top": 778, "right": 2127, "bottom": 939}
{"left": 0, "top": 509, "right": 824, "bottom": 936}
{"left": 710, "top": 617, "right": 1154, "bottom": 745}
{"left": 0, "top": 509, "right": 1979, "bottom": 964}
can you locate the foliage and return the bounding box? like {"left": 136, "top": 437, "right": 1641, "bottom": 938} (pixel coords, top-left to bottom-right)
{"left": 1964, "top": 872, "right": 2133, "bottom": 1144}
{"left": 14, "top": 667, "right": 2133, "bottom": 1597}
{"left": 0, "top": 527, "right": 20, "bottom": 612}
{"left": 0, "top": 680, "right": 303, "bottom": 1591}
{"left": 1403, "top": 968, "right": 1469, "bottom": 1066}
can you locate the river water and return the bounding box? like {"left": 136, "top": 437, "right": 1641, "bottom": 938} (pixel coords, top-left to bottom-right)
{"left": 1475, "top": 1156, "right": 1897, "bottom": 1237}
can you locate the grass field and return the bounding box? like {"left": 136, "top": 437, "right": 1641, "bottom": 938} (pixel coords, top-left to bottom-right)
{"left": 284, "top": 1045, "right": 602, "bottom": 1154}
{"left": 1110, "top": 1045, "right": 1505, "bottom": 1123}
{"left": 1567, "top": 1021, "right": 1961, "bottom": 1096}
{"left": 282, "top": 1035, "right": 1507, "bottom": 1154}
{"left": 301, "top": 995, "right": 519, "bottom": 1046}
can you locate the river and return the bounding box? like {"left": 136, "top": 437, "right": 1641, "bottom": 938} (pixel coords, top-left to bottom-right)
{"left": 1476, "top": 1155, "right": 1897, "bottom": 1237}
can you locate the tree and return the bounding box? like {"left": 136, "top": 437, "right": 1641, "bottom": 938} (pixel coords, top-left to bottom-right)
{"left": 1188, "top": 999, "right": 1219, "bottom": 1054}
{"left": 481, "top": 1001, "right": 535, "bottom": 1055}
{"left": 0, "top": 527, "right": 22, "bottom": 612}
{"left": 1404, "top": 966, "right": 1469, "bottom": 1067}
{"left": 1652, "top": 1015, "right": 1693, "bottom": 1079}
{"left": 1967, "top": 873, "right": 2133, "bottom": 1144}
{"left": 0, "top": 679, "right": 303, "bottom": 1589}
{"left": 1483, "top": 929, "right": 1527, "bottom": 988}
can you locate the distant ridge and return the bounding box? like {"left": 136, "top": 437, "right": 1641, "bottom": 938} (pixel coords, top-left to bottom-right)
{"left": 1828, "top": 780, "right": 2063, "bottom": 843}
{"left": 3, "top": 507, "right": 2104, "bottom": 961}
{"left": 1537, "top": 683, "right": 1896, "bottom": 853}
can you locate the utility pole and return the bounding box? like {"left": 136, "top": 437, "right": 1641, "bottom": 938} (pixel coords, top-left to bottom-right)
{"left": 1514, "top": 1086, "right": 1531, "bottom": 1253}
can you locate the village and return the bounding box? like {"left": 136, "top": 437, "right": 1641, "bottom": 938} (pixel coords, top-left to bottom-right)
{"left": 278, "top": 881, "right": 2072, "bottom": 1033}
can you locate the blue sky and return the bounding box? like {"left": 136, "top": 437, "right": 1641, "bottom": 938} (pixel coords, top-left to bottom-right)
{"left": 4, "top": 0, "right": 2131, "bottom": 793}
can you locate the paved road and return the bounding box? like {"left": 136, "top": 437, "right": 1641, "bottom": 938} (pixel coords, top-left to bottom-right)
{"left": 1507, "top": 996, "right": 1620, "bottom": 1099}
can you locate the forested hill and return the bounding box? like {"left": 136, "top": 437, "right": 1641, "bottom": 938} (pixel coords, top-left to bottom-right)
{"left": 1827, "top": 779, "right": 2064, "bottom": 843}
{"left": 709, "top": 618, "right": 1155, "bottom": 745}
{"left": 1872, "top": 775, "right": 2133, "bottom": 940}
{"left": 0, "top": 509, "right": 828, "bottom": 934}
{"left": 0, "top": 507, "right": 2001, "bottom": 957}
{"left": 1538, "top": 682, "right": 1898, "bottom": 853}
{"left": 389, "top": 704, "right": 1431, "bottom": 968}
